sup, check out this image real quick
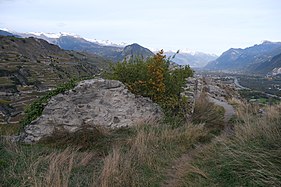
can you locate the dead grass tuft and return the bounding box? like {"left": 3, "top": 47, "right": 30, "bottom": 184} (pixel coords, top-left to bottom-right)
{"left": 192, "top": 93, "right": 225, "bottom": 134}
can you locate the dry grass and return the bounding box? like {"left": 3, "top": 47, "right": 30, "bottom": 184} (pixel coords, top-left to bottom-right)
{"left": 183, "top": 101, "right": 281, "bottom": 186}
{"left": 33, "top": 148, "right": 95, "bottom": 187}
{"left": 192, "top": 92, "right": 225, "bottom": 134}
{"left": 98, "top": 123, "right": 207, "bottom": 187}
{"left": 39, "top": 125, "right": 114, "bottom": 155}
{"left": 0, "top": 140, "right": 98, "bottom": 187}
{"left": 1, "top": 121, "right": 207, "bottom": 187}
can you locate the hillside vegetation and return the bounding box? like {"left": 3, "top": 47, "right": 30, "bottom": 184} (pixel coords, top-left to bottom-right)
{"left": 0, "top": 36, "right": 110, "bottom": 126}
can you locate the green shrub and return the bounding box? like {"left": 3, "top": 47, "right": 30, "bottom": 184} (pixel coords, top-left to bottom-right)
{"left": 105, "top": 50, "right": 193, "bottom": 119}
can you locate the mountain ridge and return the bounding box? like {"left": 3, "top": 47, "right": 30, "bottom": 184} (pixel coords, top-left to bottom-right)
{"left": 205, "top": 41, "right": 281, "bottom": 74}
{"left": 9, "top": 30, "right": 153, "bottom": 62}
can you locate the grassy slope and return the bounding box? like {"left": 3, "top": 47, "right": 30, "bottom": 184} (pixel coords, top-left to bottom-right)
{"left": 0, "top": 94, "right": 223, "bottom": 187}
{"left": 183, "top": 99, "right": 281, "bottom": 186}
{"left": 0, "top": 123, "right": 208, "bottom": 187}
{"left": 1, "top": 95, "right": 280, "bottom": 186}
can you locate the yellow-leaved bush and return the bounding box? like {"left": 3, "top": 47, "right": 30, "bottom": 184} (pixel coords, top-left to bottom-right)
{"left": 105, "top": 50, "right": 193, "bottom": 119}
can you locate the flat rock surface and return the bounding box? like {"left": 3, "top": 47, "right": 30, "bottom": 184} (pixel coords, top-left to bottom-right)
{"left": 20, "top": 78, "right": 163, "bottom": 143}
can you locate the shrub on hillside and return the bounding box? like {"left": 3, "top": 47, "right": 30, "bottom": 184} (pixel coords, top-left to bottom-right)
{"left": 105, "top": 50, "right": 193, "bottom": 118}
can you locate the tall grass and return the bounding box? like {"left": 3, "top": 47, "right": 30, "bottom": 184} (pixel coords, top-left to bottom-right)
{"left": 0, "top": 122, "right": 207, "bottom": 187}
{"left": 0, "top": 139, "right": 101, "bottom": 187}
{"left": 183, "top": 102, "right": 281, "bottom": 186}
{"left": 1, "top": 89, "right": 228, "bottom": 187}
{"left": 192, "top": 92, "right": 225, "bottom": 134}
{"left": 98, "top": 123, "right": 207, "bottom": 187}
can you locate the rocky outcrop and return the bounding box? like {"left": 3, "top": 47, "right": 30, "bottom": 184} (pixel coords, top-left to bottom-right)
{"left": 180, "top": 77, "right": 203, "bottom": 118}
{"left": 19, "top": 79, "right": 163, "bottom": 143}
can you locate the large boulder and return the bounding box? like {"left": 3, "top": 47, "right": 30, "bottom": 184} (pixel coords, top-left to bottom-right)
{"left": 19, "top": 78, "right": 163, "bottom": 143}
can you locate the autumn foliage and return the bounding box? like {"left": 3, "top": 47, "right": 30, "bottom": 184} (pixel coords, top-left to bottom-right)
{"left": 105, "top": 50, "right": 193, "bottom": 115}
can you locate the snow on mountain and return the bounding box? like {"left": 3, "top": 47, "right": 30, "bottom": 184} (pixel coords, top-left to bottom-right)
{"left": 178, "top": 49, "right": 197, "bottom": 55}
{"left": 27, "top": 32, "right": 80, "bottom": 39}
{"left": 0, "top": 28, "right": 10, "bottom": 32}
{"left": 11, "top": 30, "right": 127, "bottom": 47}
{"left": 159, "top": 49, "right": 217, "bottom": 57}
{"left": 164, "top": 50, "right": 218, "bottom": 68}
{"left": 85, "top": 38, "right": 127, "bottom": 47}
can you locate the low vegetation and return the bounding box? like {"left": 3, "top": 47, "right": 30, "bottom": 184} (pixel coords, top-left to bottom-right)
{"left": 183, "top": 100, "right": 281, "bottom": 186}
{"left": 239, "top": 89, "right": 280, "bottom": 105}
{"left": 239, "top": 75, "right": 281, "bottom": 97}
{"left": 105, "top": 50, "right": 193, "bottom": 120}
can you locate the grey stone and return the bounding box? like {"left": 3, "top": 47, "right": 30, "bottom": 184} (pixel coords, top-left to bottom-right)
{"left": 19, "top": 78, "right": 163, "bottom": 143}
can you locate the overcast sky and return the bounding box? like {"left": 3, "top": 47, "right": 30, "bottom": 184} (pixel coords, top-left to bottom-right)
{"left": 1, "top": 0, "right": 281, "bottom": 55}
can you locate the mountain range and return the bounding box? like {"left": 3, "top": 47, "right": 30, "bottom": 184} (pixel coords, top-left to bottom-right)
{"left": 2, "top": 29, "right": 281, "bottom": 75}
{"left": 164, "top": 51, "right": 217, "bottom": 68}
{"left": 3, "top": 30, "right": 217, "bottom": 66}
{"left": 10, "top": 31, "right": 154, "bottom": 62}
{"left": 205, "top": 41, "right": 281, "bottom": 75}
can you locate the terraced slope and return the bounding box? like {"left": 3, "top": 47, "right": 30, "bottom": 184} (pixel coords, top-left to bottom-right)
{"left": 0, "top": 36, "right": 110, "bottom": 125}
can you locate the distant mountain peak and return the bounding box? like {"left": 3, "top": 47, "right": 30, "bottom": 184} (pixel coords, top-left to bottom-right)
{"left": 262, "top": 40, "right": 274, "bottom": 44}
{"left": 179, "top": 49, "right": 198, "bottom": 55}
{"left": 121, "top": 43, "right": 154, "bottom": 60}
{"left": 14, "top": 30, "right": 127, "bottom": 47}
{"left": 27, "top": 32, "right": 81, "bottom": 39}
{"left": 204, "top": 40, "right": 281, "bottom": 73}
{"left": 85, "top": 38, "right": 128, "bottom": 47}
{"left": 164, "top": 50, "right": 218, "bottom": 68}
{"left": 164, "top": 49, "right": 197, "bottom": 55}
{"left": 125, "top": 43, "right": 142, "bottom": 48}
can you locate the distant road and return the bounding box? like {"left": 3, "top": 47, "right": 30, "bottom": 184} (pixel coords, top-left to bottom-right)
{"left": 233, "top": 77, "right": 250, "bottom": 90}
{"left": 233, "top": 77, "right": 281, "bottom": 99}
{"left": 263, "top": 92, "right": 281, "bottom": 100}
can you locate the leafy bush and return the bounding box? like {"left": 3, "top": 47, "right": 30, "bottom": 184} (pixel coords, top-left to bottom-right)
{"left": 105, "top": 50, "right": 193, "bottom": 119}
